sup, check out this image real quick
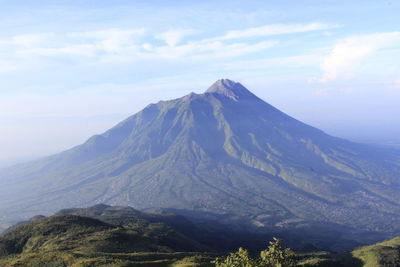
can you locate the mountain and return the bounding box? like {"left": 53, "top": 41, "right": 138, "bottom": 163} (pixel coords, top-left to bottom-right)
{"left": 0, "top": 79, "right": 400, "bottom": 240}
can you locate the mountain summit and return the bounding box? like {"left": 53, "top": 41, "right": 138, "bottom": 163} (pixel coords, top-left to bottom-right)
{"left": 0, "top": 79, "right": 400, "bottom": 238}
{"left": 205, "top": 79, "right": 256, "bottom": 100}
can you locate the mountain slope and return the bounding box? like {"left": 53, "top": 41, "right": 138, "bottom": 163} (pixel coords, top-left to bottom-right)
{"left": 0, "top": 207, "right": 213, "bottom": 266}
{"left": 351, "top": 236, "right": 400, "bottom": 267}
{"left": 0, "top": 79, "right": 399, "bottom": 236}
{"left": 299, "top": 235, "right": 400, "bottom": 266}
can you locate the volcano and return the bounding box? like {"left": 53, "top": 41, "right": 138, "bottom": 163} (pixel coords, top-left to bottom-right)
{"left": 1, "top": 79, "right": 400, "bottom": 236}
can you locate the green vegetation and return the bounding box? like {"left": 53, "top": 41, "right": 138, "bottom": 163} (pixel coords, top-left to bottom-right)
{"left": 214, "top": 238, "right": 296, "bottom": 267}
{"left": 0, "top": 210, "right": 214, "bottom": 266}
{"left": 0, "top": 214, "right": 206, "bottom": 255}
{"left": 294, "top": 236, "right": 400, "bottom": 267}
{"left": 296, "top": 251, "right": 363, "bottom": 267}
{"left": 1, "top": 205, "right": 400, "bottom": 266}
{"left": 212, "top": 235, "right": 400, "bottom": 267}
{"left": 0, "top": 251, "right": 215, "bottom": 266}
{"left": 352, "top": 236, "right": 400, "bottom": 267}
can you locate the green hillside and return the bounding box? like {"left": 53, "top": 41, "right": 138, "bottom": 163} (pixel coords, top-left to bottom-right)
{"left": 0, "top": 211, "right": 214, "bottom": 266}
{"left": 296, "top": 236, "right": 400, "bottom": 267}
{"left": 0, "top": 251, "right": 215, "bottom": 266}
{"left": 352, "top": 236, "right": 400, "bottom": 267}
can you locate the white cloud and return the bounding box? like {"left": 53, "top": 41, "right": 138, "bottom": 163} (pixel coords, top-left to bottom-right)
{"left": 149, "top": 40, "right": 276, "bottom": 60}
{"left": 320, "top": 32, "right": 400, "bottom": 82}
{"left": 68, "top": 28, "right": 146, "bottom": 52}
{"left": 213, "top": 23, "right": 337, "bottom": 40}
{"left": 2, "top": 28, "right": 271, "bottom": 64}
{"left": 219, "top": 54, "right": 322, "bottom": 70}
{"left": 18, "top": 29, "right": 145, "bottom": 58}
{"left": 19, "top": 44, "right": 97, "bottom": 57}
{"left": 2, "top": 28, "right": 147, "bottom": 65}
{"left": 156, "top": 29, "right": 197, "bottom": 46}
{"left": 0, "top": 23, "right": 335, "bottom": 70}
{"left": 0, "top": 33, "right": 52, "bottom": 72}
{"left": 0, "top": 33, "right": 50, "bottom": 48}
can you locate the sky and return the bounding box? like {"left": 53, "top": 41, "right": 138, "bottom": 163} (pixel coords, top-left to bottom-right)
{"left": 0, "top": 0, "right": 400, "bottom": 167}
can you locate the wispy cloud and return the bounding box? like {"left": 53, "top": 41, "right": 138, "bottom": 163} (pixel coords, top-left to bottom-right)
{"left": 15, "top": 29, "right": 146, "bottom": 58}
{"left": 213, "top": 23, "right": 337, "bottom": 40}
{"left": 0, "top": 22, "right": 336, "bottom": 69}
{"left": 0, "top": 33, "right": 51, "bottom": 72}
{"left": 319, "top": 32, "right": 400, "bottom": 82}
{"left": 156, "top": 29, "right": 197, "bottom": 46}
{"left": 0, "top": 33, "right": 50, "bottom": 47}
{"left": 219, "top": 54, "right": 322, "bottom": 71}
{"left": 148, "top": 40, "right": 277, "bottom": 60}
{"left": 0, "top": 26, "right": 282, "bottom": 66}
{"left": 68, "top": 28, "right": 146, "bottom": 52}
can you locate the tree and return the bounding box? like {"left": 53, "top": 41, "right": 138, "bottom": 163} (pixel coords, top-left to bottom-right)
{"left": 213, "top": 247, "right": 255, "bottom": 267}
{"left": 214, "top": 237, "right": 296, "bottom": 267}
{"left": 258, "top": 237, "right": 296, "bottom": 267}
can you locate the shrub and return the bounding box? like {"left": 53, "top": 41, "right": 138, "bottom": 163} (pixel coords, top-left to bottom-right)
{"left": 214, "top": 237, "right": 296, "bottom": 267}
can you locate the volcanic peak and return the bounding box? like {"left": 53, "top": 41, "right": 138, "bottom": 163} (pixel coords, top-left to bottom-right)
{"left": 205, "top": 79, "right": 254, "bottom": 100}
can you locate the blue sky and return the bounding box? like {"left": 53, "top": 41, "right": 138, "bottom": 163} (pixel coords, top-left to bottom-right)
{"left": 0, "top": 0, "right": 400, "bottom": 166}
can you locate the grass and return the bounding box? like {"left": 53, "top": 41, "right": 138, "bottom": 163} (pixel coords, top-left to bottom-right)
{"left": 0, "top": 251, "right": 216, "bottom": 267}
{"left": 352, "top": 236, "right": 400, "bottom": 267}
{"left": 0, "top": 211, "right": 216, "bottom": 266}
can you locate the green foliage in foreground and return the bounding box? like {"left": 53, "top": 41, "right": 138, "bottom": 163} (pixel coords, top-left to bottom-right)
{"left": 214, "top": 238, "right": 296, "bottom": 267}
{"left": 213, "top": 235, "right": 400, "bottom": 267}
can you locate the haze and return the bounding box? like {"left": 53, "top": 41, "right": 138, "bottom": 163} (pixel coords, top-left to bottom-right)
{"left": 1, "top": 0, "right": 400, "bottom": 167}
